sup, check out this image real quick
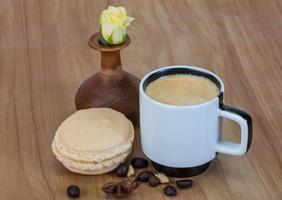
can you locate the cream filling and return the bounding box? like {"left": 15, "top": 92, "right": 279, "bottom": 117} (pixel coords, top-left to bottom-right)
{"left": 52, "top": 130, "right": 134, "bottom": 163}
{"left": 52, "top": 142, "right": 131, "bottom": 171}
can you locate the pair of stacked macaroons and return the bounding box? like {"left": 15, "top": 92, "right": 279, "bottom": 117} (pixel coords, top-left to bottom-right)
{"left": 52, "top": 108, "right": 134, "bottom": 175}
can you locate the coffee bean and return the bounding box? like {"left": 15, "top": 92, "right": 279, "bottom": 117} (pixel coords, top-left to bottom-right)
{"left": 176, "top": 179, "right": 193, "bottom": 189}
{"left": 116, "top": 163, "right": 129, "bottom": 177}
{"left": 148, "top": 175, "right": 161, "bottom": 187}
{"left": 131, "top": 157, "right": 149, "bottom": 168}
{"left": 137, "top": 171, "right": 154, "bottom": 182}
{"left": 163, "top": 185, "right": 177, "bottom": 196}
{"left": 67, "top": 185, "right": 80, "bottom": 198}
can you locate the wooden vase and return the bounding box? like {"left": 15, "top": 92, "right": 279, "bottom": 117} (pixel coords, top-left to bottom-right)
{"left": 75, "top": 33, "right": 140, "bottom": 125}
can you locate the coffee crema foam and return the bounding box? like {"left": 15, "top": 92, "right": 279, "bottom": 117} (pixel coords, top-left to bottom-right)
{"left": 145, "top": 74, "right": 219, "bottom": 106}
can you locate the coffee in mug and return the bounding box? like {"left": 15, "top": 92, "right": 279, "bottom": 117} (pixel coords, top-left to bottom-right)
{"left": 139, "top": 66, "right": 252, "bottom": 178}
{"left": 145, "top": 74, "right": 219, "bottom": 106}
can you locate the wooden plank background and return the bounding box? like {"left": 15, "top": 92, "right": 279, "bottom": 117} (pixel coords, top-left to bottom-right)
{"left": 0, "top": 0, "right": 282, "bottom": 199}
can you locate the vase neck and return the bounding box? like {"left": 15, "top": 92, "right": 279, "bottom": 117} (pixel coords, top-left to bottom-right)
{"left": 88, "top": 33, "right": 130, "bottom": 76}
{"left": 100, "top": 51, "right": 123, "bottom": 76}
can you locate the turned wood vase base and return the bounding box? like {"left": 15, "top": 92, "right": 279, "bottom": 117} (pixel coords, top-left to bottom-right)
{"left": 75, "top": 71, "right": 140, "bottom": 125}
{"left": 75, "top": 33, "right": 140, "bottom": 126}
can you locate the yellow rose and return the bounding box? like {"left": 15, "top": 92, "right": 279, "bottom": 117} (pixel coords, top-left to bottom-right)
{"left": 100, "top": 6, "right": 134, "bottom": 45}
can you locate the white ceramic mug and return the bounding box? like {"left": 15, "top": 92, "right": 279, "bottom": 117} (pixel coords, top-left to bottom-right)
{"left": 139, "top": 66, "right": 252, "bottom": 177}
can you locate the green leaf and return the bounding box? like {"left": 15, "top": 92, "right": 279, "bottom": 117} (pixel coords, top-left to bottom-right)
{"left": 99, "top": 33, "right": 110, "bottom": 46}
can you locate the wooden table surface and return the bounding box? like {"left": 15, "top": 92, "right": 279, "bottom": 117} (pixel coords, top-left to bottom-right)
{"left": 1, "top": 0, "right": 282, "bottom": 199}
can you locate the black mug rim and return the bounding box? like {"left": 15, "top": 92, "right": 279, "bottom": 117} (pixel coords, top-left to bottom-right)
{"left": 141, "top": 66, "right": 224, "bottom": 107}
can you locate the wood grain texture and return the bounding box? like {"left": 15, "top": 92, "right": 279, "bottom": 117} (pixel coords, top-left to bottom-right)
{"left": 0, "top": 0, "right": 281, "bottom": 199}
{"left": 75, "top": 68, "right": 140, "bottom": 125}
{"left": 75, "top": 33, "right": 140, "bottom": 125}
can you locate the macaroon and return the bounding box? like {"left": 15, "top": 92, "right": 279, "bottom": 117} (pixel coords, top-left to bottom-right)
{"left": 52, "top": 108, "right": 134, "bottom": 175}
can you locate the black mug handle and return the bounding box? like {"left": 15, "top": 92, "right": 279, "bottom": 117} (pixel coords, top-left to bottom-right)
{"left": 216, "top": 105, "right": 252, "bottom": 155}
